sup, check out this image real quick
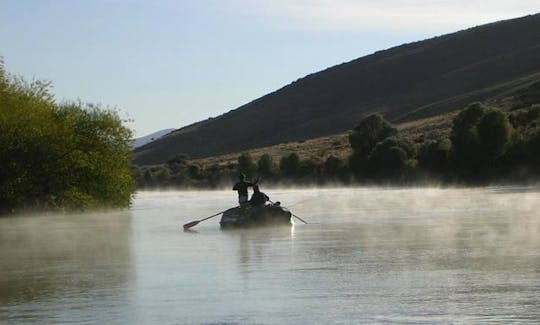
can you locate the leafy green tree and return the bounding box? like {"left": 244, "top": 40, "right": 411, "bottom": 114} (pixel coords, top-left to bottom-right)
{"left": 349, "top": 114, "right": 398, "bottom": 158}
{"left": 348, "top": 114, "right": 398, "bottom": 176}
{"left": 279, "top": 152, "right": 300, "bottom": 176}
{"left": 187, "top": 164, "right": 201, "bottom": 179}
{"left": 257, "top": 154, "right": 275, "bottom": 177}
{"left": 324, "top": 155, "right": 344, "bottom": 177}
{"left": 451, "top": 103, "right": 512, "bottom": 171}
{"left": 368, "top": 136, "right": 415, "bottom": 177}
{"left": 237, "top": 152, "right": 257, "bottom": 177}
{"left": 298, "top": 158, "right": 320, "bottom": 177}
{"left": 0, "top": 62, "right": 134, "bottom": 211}
{"left": 509, "top": 105, "right": 540, "bottom": 129}
{"left": 155, "top": 166, "right": 171, "bottom": 183}
{"left": 523, "top": 127, "right": 540, "bottom": 164}
{"left": 450, "top": 103, "right": 487, "bottom": 161}
{"left": 418, "top": 138, "right": 452, "bottom": 173}
{"left": 167, "top": 154, "right": 189, "bottom": 174}
{"left": 477, "top": 109, "right": 513, "bottom": 161}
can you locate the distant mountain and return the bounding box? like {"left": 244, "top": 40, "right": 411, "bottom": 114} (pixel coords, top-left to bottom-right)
{"left": 134, "top": 13, "right": 540, "bottom": 165}
{"left": 132, "top": 129, "right": 175, "bottom": 149}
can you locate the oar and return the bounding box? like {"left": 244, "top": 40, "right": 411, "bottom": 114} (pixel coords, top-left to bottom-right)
{"left": 269, "top": 200, "right": 308, "bottom": 224}
{"left": 291, "top": 212, "right": 308, "bottom": 224}
{"left": 183, "top": 209, "right": 228, "bottom": 230}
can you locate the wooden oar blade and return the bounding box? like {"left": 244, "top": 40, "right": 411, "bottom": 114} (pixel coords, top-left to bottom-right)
{"left": 183, "top": 220, "right": 200, "bottom": 230}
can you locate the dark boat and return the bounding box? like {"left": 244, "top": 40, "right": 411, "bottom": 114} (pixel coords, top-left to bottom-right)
{"left": 219, "top": 202, "right": 292, "bottom": 229}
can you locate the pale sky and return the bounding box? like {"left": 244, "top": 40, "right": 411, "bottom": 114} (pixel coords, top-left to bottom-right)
{"left": 1, "top": 1, "right": 539, "bottom": 137}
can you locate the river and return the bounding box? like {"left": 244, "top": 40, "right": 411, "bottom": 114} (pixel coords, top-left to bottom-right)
{"left": 1, "top": 187, "right": 539, "bottom": 324}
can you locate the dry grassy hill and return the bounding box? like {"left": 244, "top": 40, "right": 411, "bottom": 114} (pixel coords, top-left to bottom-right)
{"left": 194, "top": 112, "right": 457, "bottom": 169}
{"left": 135, "top": 13, "right": 540, "bottom": 166}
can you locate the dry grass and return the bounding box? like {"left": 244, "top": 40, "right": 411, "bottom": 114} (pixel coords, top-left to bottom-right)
{"left": 194, "top": 111, "right": 457, "bottom": 168}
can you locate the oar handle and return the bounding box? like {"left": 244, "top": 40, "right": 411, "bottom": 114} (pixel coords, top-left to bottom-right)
{"left": 269, "top": 200, "right": 308, "bottom": 224}
{"left": 291, "top": 213, "right": 308, "bottom": 224}
{"left": 183, "top": 207, "right": 235, "bottom": 230}
{"left": 199, "top": 211, "right": 225, "bottom": 222}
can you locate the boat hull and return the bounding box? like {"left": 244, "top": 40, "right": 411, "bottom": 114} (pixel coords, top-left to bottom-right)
{"left": 219, "top": 204, "right": 292, "bottom": 229}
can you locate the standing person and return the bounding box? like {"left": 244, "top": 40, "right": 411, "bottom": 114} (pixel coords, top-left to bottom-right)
{"left": 249, "top": 185, "right": 269, "bottom": 206}
{"left": 233, "top": 174, "right": 258, "bottom": 205}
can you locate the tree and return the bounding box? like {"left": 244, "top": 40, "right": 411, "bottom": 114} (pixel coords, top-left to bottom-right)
{"left": 418, "top": 138, "right": 452, "bottom": 173}
{"left": 324, "top": 156, "right": 344, "bottom": 177}
{"left": 279, "top": 152, "right": 300, "bottom": 176}
{"left": 477, "top": 109, "right": 512, "bottom": 161}
{"left": 348, "top": 114, "right": 398, "bottom": 158}
{"left": 237, "top": 152, "right": 256, "bottom": 178}
{"left": 367, "top": 136, "right": 415, "bottom": 177}
{"left": 0, "top": 62, "right": 134, "bottom": 211}
{"left": 167, "top": 154, "right": 189, "bottom": 174}
{"left": 451, "top": 103, "right": 512, "bottom": 171}
{"left": 257, "top": 154, "right": 275, "bottom": 177}
{"left": 187, "top": 164, "right": 201, "bottom": 179}
{"left": 348, "top": 114, "right": 398, "bottom": 176}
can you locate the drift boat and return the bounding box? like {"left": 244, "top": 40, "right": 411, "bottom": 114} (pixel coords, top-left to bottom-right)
{"left": 219, "top": 202, "right": 292, "bottom": 229}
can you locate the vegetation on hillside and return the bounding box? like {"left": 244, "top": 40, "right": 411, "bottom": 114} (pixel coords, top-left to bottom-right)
{"left": 134, "top": 101, "right": 539, "bottom": 188}
{"left": 0, "top": 62, "right": 135, "bottom": 213}
{"left": 134, "top": 13, "right": 540, "bottom": 165}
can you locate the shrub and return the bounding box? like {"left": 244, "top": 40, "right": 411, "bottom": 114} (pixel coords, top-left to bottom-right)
{"left": 418, "top": 138, "right": 452, "bottom": 173}
{"left": 237, "top": 152, "right": 256, "bottom": 177}
{"left": 368, "top": 136, "right": 415, "bottom": 177}
{"left": 451, "top": 103, "right": 512, "bottom": 171}
{"left": 257, "top": 154, "right": 275, "bottom": 177}
{"left": 324, "top": 156, "right": 344, "bottom": 176}
{"left": 279, "top": 152, "right": 300, "bottom": 176}
{"left": 0, "top": 62, "right": 134, "bottom": 211}
{"left": 348, "top": 113, "right": 398, "bottom": 159}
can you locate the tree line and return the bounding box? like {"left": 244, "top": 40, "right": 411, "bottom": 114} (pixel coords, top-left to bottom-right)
{"left": 0, "top": 61, "right": 135, "bottom": 213}
{"left": 135, "top": 101, "right": 539, "bottom": 188}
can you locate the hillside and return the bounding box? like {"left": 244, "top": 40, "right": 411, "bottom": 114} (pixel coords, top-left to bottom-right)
{"left": 192, "top": 112, "right": 457, "bottom": 169}
{"left": 132, "top": 128, "right": 175, "bottom": 149}
{"left": 134, "top": 13, "right": 540, "bottom": 165}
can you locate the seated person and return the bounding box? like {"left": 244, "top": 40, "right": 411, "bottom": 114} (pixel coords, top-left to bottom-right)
{"left": 249, "top": 185, "right": 269, "bottom": 206}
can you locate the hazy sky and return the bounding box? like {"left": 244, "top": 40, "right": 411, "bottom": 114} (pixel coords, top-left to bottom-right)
{"left": 1, "top": 1, "right": 539, "bottom": 137}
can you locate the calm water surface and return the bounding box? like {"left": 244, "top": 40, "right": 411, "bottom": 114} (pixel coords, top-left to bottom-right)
{"left": 1, "top": 187, "right": 539, "bottom": 324}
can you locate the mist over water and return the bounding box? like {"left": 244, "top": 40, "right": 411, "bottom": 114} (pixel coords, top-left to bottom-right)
{"left": 1, "top": 186, "right": 539, "bottom": 324}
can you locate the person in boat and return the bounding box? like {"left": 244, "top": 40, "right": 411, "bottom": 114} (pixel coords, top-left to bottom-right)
{"left": 249, "top": 185, "right": 269, "bottom": 206}
{"left": 233, "top": 174, "right": 259, "bottom": 205}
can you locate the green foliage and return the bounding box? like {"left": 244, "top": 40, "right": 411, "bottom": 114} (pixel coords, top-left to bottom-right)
{"left": 418, "top": 138, "right": 452, "bottom": 173}
{"left": 368, "top": 136, "right": 415, "bottom": 177}
{"left": 348, "top": 114, "right": 398, "bottom": 177}
{"left": 257, "top": 154, "right": 275, "bottom": 177}
{"left": 187, "top": 164, "right": 201, "bottom": 179}
{"left": 509, "top": 105, "right": 540, "bottom": 130}
{"left": 324, "top": 156, "right": 344, "bottom": 177}
{"left": 0, "top": 63, "right": 134, "bottom": 211}
{"left": 166, "top": 154, "right": 189, "bottom": 174}
{"left": 476, "top": 109, "right": 513, "bottom": 160}
{"left": 522, "top": 127, "right": 540, "bottom": 163}
{"left": 279, "top": 153, "right": 300, "bottom": 176}
{"left": 348, "top": 114, "right": 398, "bottom": 159}
{"left": 451, "top": 103, "right": 512, "bottom": 170}
{"left": 298, "top": 158, "right": 320, "bottom": 177}
{"left": 237, "top": 152, "right": 257, "bottom": 177}
{"left": 450, "top": 102, "right": 487, "bottom": 161}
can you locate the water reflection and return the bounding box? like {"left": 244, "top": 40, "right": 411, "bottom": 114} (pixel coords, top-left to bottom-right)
{"left": 1, "top": 187, "right": 539, "bottom": 324}
{"left": 0, "top": 211, "right": 134, "bottom": 322}
{"left": 223, "top": 225, "right": 295, "bottom": 278}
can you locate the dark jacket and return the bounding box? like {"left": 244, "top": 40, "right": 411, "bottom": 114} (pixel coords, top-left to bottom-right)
{"left": 250, "top": 191, "right": 269, "bottom": 206}
{"left": 233, "top": 180, "right": 255, "bottom": 196}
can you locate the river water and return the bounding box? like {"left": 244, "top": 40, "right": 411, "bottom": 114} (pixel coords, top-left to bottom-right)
{"left": 1, "top": 187, "right": 539, "bottom": 324}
